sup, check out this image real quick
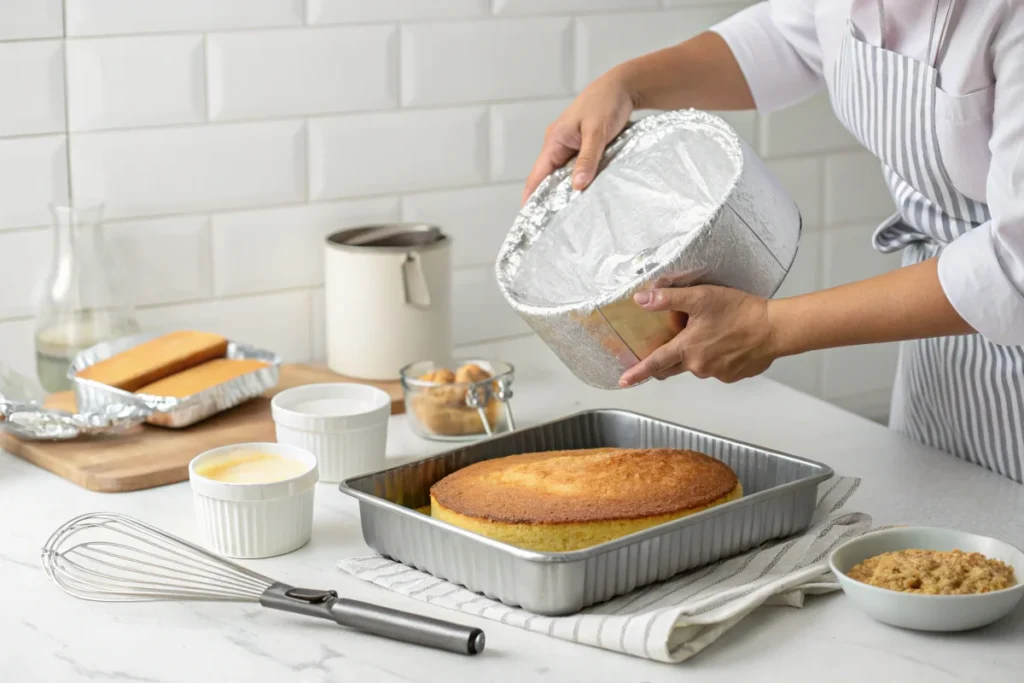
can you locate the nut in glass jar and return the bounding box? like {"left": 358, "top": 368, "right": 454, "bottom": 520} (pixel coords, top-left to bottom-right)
{"left": 399, "top": 359, "right": 515, "bottom": 442}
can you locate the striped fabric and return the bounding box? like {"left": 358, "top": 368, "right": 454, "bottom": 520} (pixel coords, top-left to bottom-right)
{"left": 339, "top": 477, "right": 870, "bottom": 663}
{"left": 830, "top": 21, "right": 1024, "bottom": 483}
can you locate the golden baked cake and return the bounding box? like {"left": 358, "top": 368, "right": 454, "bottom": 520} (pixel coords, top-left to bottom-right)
{"left": 430, "top": 447, "right": 742, "bottom": 551}
{"left": 411, "top": 363, "right": 501, "bottom": 436}
{"left": 135, "top": 358, "right": 269, "bottom": 398}
{"left": 75, "top": 331, "right": 228, "bottom": 392}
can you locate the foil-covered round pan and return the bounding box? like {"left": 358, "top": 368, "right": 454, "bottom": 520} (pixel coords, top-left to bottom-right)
{"left": 495, "top": 110, "right": 801, "bottom": 389}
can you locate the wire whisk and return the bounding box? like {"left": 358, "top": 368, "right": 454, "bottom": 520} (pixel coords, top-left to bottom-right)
{"left": 42, "top": 512, "right": 275, "bottom": 602}
{"left": 42, "top": 512, "right": 485, "bottom": 656}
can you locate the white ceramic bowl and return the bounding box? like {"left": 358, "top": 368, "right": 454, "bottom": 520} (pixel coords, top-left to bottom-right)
{"left": 270, "top": 383, "right": 390, "bottom": 483}
{"left": 829, "top": 526, "right": 1024, "bottom": 632}
{"left": 189, "top": 442, "right": 318, "bottom": 559}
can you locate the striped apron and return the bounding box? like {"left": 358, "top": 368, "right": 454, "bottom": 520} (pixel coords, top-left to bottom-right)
{"left": 829, "top": 5, "right": 1024, "bottom": 483}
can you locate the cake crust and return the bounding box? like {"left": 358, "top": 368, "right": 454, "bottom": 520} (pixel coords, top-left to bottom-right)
{"left": 429, "top": 447, "right": 740, "bottom": 525}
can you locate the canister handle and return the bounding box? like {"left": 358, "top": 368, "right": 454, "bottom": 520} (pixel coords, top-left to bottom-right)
{"left": 402, "top": 253, "right": 431, "bottom": 310}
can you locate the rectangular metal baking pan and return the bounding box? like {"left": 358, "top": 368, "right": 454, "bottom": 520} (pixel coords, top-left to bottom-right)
{"left": 339, "top": 409, "right": 834, "bottom": 616}
{"left": 69, "top": 332, "right": 281, "bottom": 429}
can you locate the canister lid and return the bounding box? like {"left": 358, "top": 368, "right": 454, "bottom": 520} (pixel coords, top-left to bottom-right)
{"left": 326, "top": 223, "right": 449, "bottom": 252}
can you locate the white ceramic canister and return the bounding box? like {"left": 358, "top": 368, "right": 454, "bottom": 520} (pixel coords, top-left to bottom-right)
{"left": 271, "top": 383, "right": 391, "bottom": 483}
{"left": 188, "top": 442, "right": 318, "bottom": 559}
{"left": 324, "top": 224, "right": 452, "bottom": 380}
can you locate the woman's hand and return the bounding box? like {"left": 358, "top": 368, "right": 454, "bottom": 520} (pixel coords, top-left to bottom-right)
{"left": 618, "top": 286, "right": 778, "bottom": 387}
{"left": 522, "top": 66, "right": 637, "bottom": 204}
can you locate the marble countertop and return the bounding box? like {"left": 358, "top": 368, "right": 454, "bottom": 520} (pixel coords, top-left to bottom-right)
{"left": 3, "top": 336, "right": 1022, "bottom": 683}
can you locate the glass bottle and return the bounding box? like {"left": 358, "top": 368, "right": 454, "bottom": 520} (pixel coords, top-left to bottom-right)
{"left": 33, "top": 199, "right": 141, "bottom": 393}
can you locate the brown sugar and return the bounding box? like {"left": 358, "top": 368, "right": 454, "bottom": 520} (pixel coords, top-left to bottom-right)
{"left": 847, "top": 548, "right": 1016, "bottom": 595}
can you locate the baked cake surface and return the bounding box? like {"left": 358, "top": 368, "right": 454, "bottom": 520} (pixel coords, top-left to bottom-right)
{"left": 430, "top": 447, "right": 742, "bottom": 551}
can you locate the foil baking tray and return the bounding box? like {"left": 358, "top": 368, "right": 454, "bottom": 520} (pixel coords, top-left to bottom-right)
{"left": 69, "top": 332, "right": 281, "bottom": 429}
{"left": 496, "top": 110, "right": 801, "bottom": 389}
{"left": 339, "top": 409, "right": 833, "bottom": 615}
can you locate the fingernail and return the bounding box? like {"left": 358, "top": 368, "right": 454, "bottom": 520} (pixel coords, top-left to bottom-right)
{"left": 618, "top": 378, "right": 630, "bottom": 388}
{"left": 634, "top": 291, "right": 651, "bottom": 305}
{"left": 573, "top": 172, "right": 588, "bottom": 188}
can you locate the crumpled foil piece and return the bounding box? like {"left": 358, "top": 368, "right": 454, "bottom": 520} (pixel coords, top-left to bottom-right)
{"left": 495, "top": 110, "right": 802, "bottom": 389}
{"left": 0, "top": 362, "right": 150, "bottom": 441}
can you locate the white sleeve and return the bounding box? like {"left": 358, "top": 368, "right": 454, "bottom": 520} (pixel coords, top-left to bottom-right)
{"left": 937, "top": 7, "right": 1024, "bottom": 345}
{"left": 709, "top": 0, "right": 825, "bottom": 113}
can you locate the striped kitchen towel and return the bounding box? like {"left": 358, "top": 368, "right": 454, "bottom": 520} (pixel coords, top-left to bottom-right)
{"left": 338, "top": 476, "right": 870, "bottom": 663}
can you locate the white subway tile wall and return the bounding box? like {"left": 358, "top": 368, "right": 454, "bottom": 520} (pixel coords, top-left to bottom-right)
{"left": 136, "top": 291, "right": 313, "bottom": 362}
{"left": 489, "top": 99, "right": 574, "bottom": 182}
{"left": 0, "top": 1, "right": 902, "bottom": 420}
{"left": 310, "top": 287, "right": 326, "bottom": 362}
{"left": 824, "top": 151, "right": 896, "bottom": 225}
{"left": 574, "top": 8, "right": 739, "bottom": 87}
{"left": 308, "top": 107, "right": 488, "bottom": 199}
{"left": 307, "top": 0, "right": 489, "bottom": 24}
{"left": 211, "top": 198, "right": 400, "bottom": 296}
{"left": 105, "top": 215, "right": 214, "bottom": 307}
{"left": 765, "top": 157, "right": 823, "bottom": 231}
{"left": 65, "top": 0, "right": 305, "bottom": 37}
{"left": 70, "top": 120, "right": 307, "bottom": 219}
{"left": 207, "top": 26, "right": 398, "bottom": 121}
{"left": 453, "top": 266, "right": 531, "bottom": 345}
{"left": 0, "top": 0, "right": 63, "bottom": 41}
{"left": 401, "top": 184, "right": 522, "bottom": 267}
{"left": 401, "top": 19, "right": 573, "bottom": 107}
{"left": 493, "top": 0, "right": 660, "bottom": 15}
{"left": 759, "top": 92, "right": 860, "bottom": 158}
{"left": 0, "top": 228, "right": 51, "bottom": 320}
{"left": 0, "top": 41, "right": 65, "bottom": 137}
{"left": 0, "top": 319, "right": 37, "bottom": 381}
{"left": 0, "top": 136, "right": 68, "bottom": 229}
{"left": 65, "top": 35, "right": 206, "bottom": 131}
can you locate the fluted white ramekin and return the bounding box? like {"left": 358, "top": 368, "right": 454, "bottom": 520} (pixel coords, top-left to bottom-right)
{"left": 188, "top": 442, "right": 318, "bottom": 559}
{"left": 271, "top": 383, "right": 391, "bottom": 483}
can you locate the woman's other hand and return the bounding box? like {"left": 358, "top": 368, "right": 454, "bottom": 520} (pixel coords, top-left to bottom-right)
{"left": 618, "top": 286, "right": 778, "bottom": 387}
{"left": 521, "top": 67, "right": 637, "bottom": 204}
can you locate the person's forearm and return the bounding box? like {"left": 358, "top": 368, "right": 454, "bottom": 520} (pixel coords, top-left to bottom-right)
{"left": 767, "top": 258, "right": 976, "bottom": 356}
{"left": 616, "top": 31, "right": 756, "bottom": 112}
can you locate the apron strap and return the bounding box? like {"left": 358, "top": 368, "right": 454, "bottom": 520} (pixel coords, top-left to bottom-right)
{"left": 875, "top": 0, "right": 886, "bottom": 49}
{"left": 866, "top": 1, "right": 957, "bottom": 68}
{"left": 930, "top": 0, "right": 957, "bottom": 69}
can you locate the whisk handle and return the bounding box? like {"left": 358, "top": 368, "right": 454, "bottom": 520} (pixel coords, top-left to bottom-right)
{"left": 330, "top": 598, "right": 485, "bottom": 656}
{"left": 259, "top": 583, "right": 485, "bottom": 656}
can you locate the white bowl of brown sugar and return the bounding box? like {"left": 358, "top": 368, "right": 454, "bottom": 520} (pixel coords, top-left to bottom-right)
{"left": 829, "top": 526, "right": 1024, "bottom": 632}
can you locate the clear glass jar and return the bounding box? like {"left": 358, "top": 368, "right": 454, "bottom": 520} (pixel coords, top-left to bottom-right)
{"left": 400, "top": 358, "right": 515, "bottom": 442}
{"left": 33, "top": 199, "right": 141, "bottom": 393}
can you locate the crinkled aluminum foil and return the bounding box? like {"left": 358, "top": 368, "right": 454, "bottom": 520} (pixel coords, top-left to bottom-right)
{"left": 1, "top": 362, "right": 150, "bottom": 441}
{"left": 70, "top": 332, "right": 281, "bottom": 428}
{"left": 495, "top": 110, "right": 801, "bottom": 389}
{"left": 0, "top": 402, "right": 151, "bottom": 441}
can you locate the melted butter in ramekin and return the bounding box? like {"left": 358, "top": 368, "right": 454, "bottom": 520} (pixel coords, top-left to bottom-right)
{"left": 194, "top": 450, "right": 309, "bottom": 484}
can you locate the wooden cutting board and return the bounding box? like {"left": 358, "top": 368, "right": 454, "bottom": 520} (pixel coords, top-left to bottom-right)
{"left": 0, "top": 364, "right": 403, "bottom": 493}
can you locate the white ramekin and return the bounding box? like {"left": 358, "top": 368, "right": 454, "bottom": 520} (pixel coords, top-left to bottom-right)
{"left": 270, "top": 383, "right": 391, "bottom": 483}
{"left": 188, "top": 442, "right": 318, "bottom": 559}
